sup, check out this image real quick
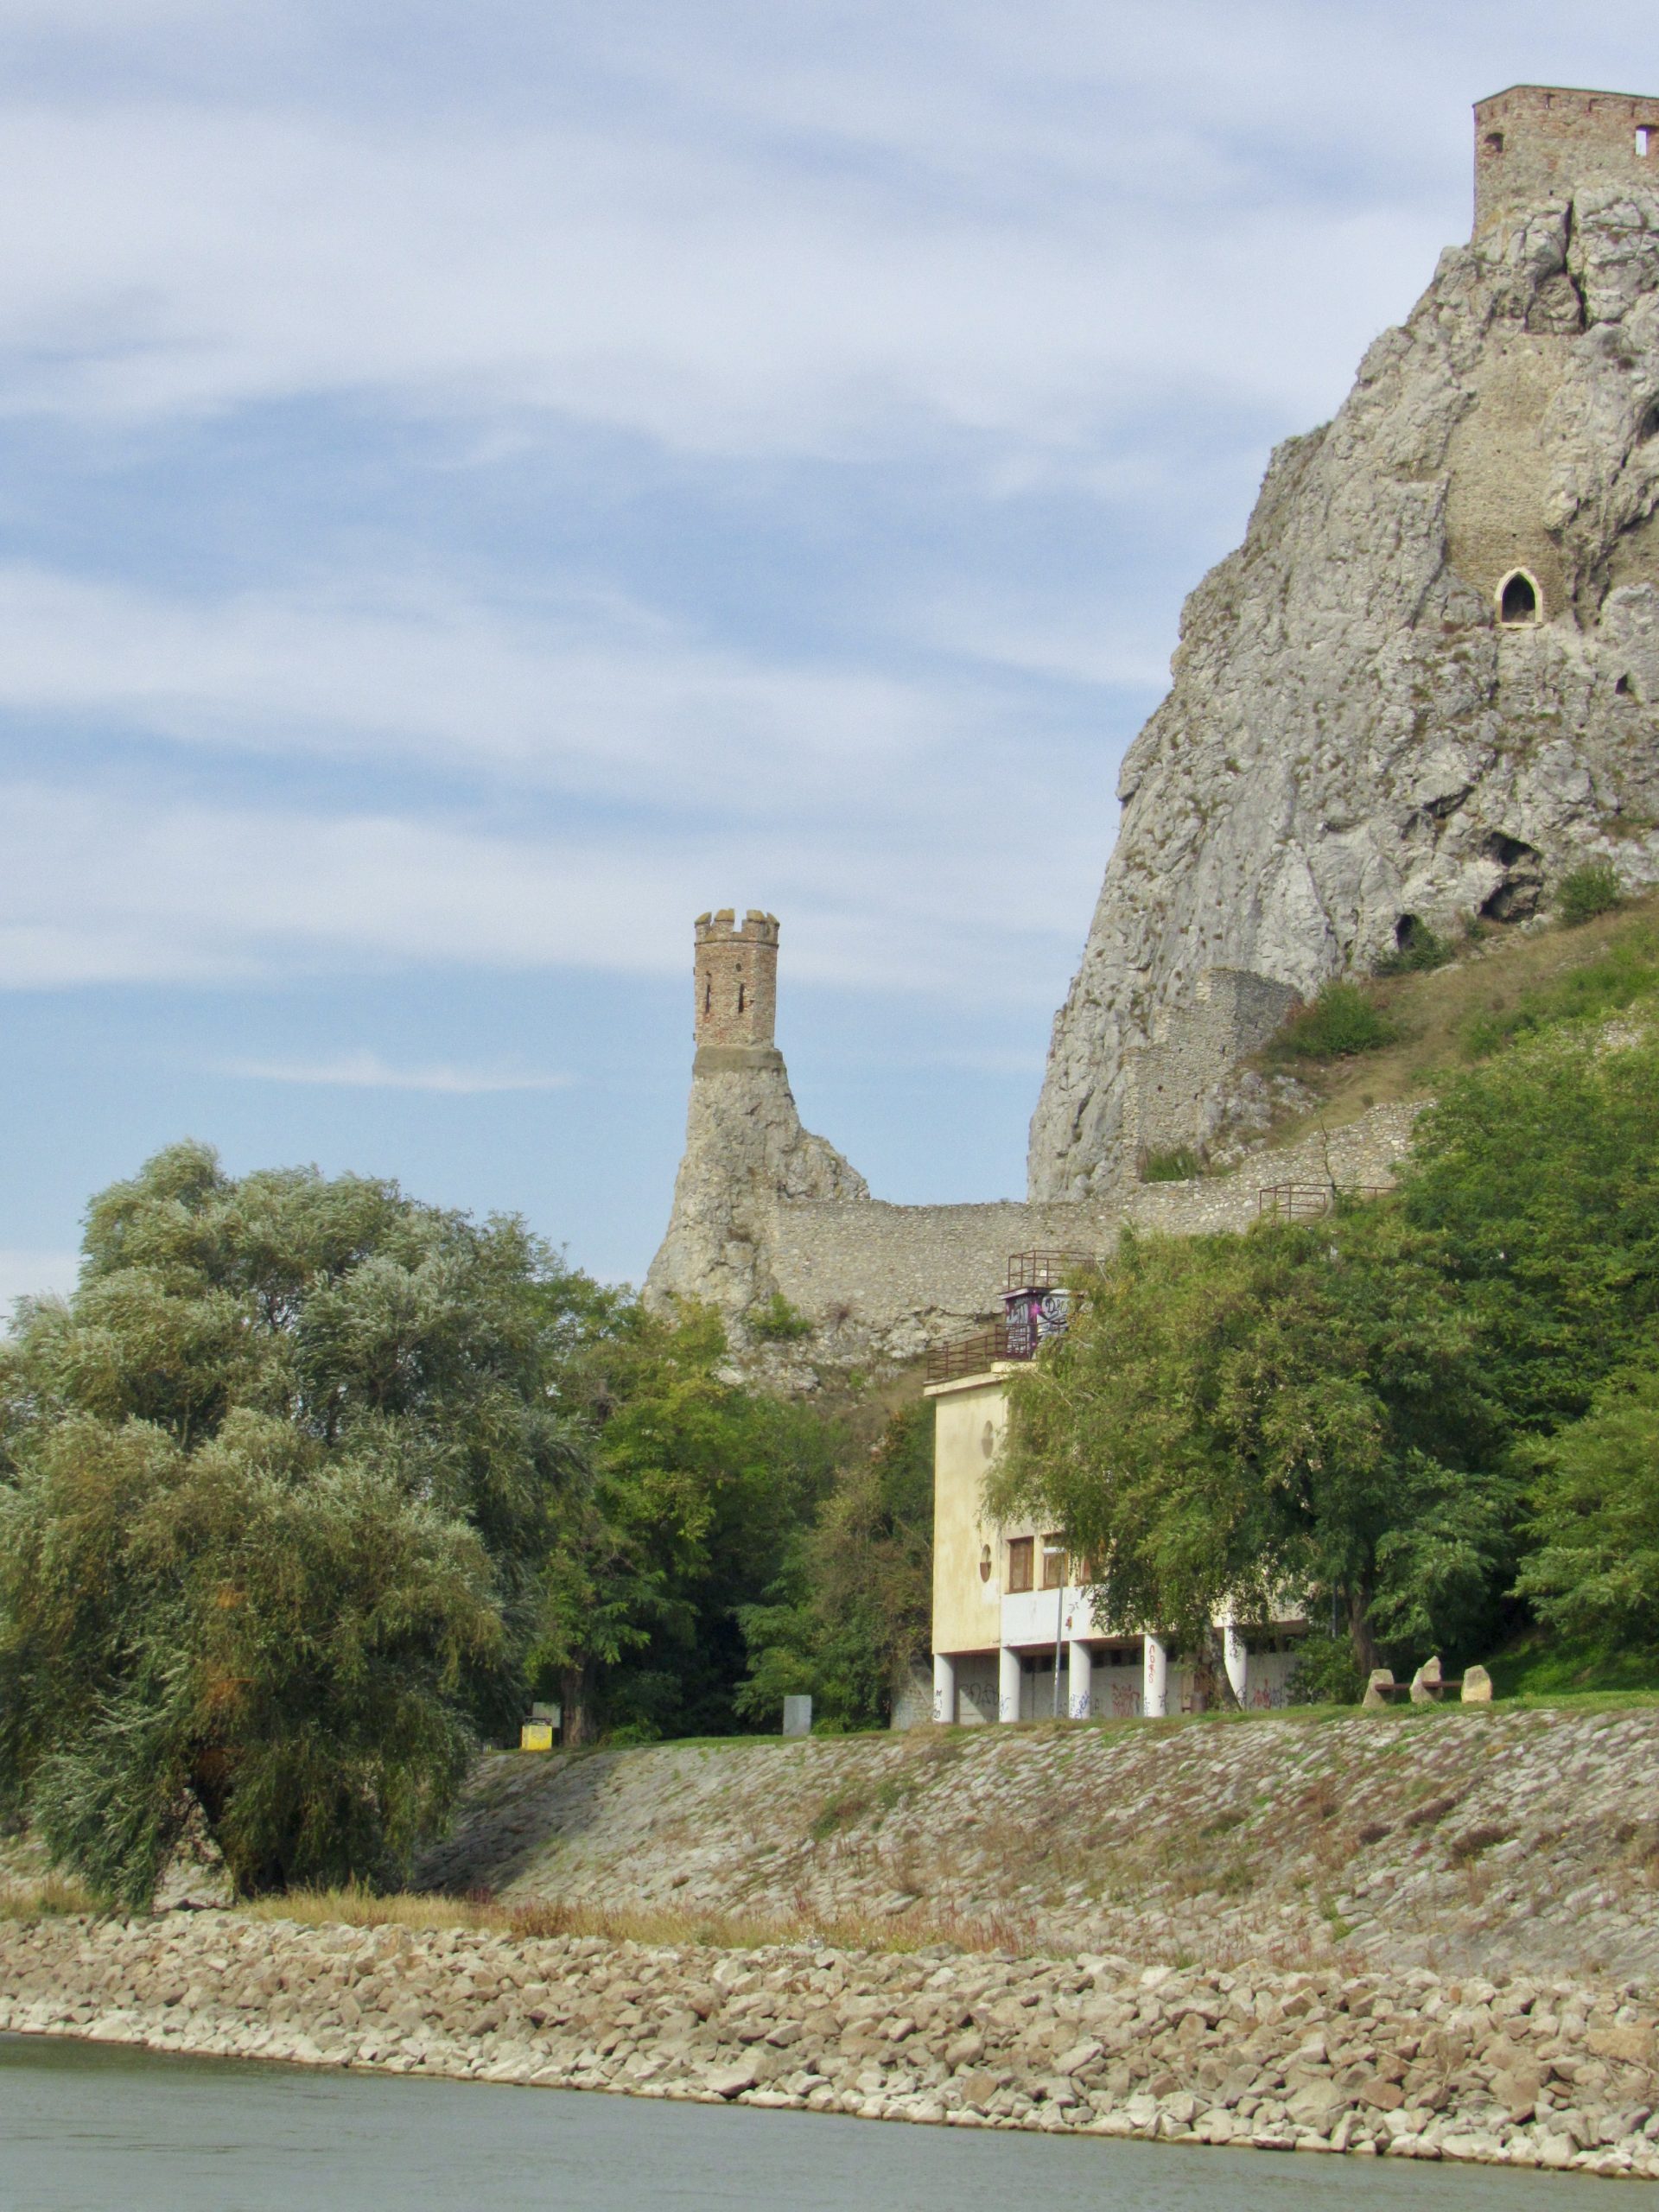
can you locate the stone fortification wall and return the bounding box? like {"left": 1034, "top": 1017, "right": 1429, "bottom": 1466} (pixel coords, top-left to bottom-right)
{"left": 755, "top": 1103, "right": 1418, "bottom": 1363}
{"left": 1120, "top": 968, "right": 1300, "bottom": 1160}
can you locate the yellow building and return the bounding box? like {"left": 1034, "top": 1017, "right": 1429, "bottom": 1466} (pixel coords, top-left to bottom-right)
{"left": 924, "top": 1260, "right": 1306, "bottom": 1723}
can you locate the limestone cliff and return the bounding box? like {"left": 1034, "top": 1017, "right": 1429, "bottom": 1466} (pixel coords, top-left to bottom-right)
{"left": 1030, "top": 157, "right": 1659, "bottom": 1198}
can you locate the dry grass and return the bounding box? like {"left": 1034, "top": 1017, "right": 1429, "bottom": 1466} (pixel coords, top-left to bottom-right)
{"left": 0, "top": 1873, "right": 99, "bottom": 1920}
{"left": 1249, "top": 892, "right": 1659, "bottom": 1147}
{"left": 240, "top": 1885, "right": 1039, "bottom": 1957}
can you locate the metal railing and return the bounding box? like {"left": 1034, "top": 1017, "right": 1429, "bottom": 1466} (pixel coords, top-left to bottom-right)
{"left": 1256, "top": 1181, "right": 1394, "bottom": 1221}
{"left": 925, "top": 1319, "right": 1021, "bottom": 1386}
{"left": 1003, "top": 1249, "right": 1094, "bottom": 1291}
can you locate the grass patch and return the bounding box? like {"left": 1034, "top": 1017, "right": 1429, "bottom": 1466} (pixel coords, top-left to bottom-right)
{"left": 0, "top": 1873, "right": 99, "bottom": 1920}
{"left": 1236, "top": 891, "right": 1659, "bottom": 1156}
{"left": 1270, "top": 982, "right": 1399, "bottom": 1062}
{"left": 242, "top": 1886, "right": 1039, "bottom": 1958}
{"left": 1462, "top": 917, "right": 1659, "bottom": 1058}
{"left": 1140, "top": 1146, "right": 1201, "bottom": 1183}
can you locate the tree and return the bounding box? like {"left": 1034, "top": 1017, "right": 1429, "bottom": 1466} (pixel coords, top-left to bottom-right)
{"left": 525, "top": 1297, "right": 848, "bottom": 1742}
{"left": 1516, "top": 1360, "right": 1659, "bottom": 1649}
{"left": 736, "top": 1401, "right": 934, "bottom": 1731}
{"left": 1402, "top": 1027, "right": 1659, "bottom": 1429}
{"left": 992, "top": 1207, "right": 1511, "bottom": 1686}
{"left": 0, "top": 1142, "right": 590, "bottom": 1904}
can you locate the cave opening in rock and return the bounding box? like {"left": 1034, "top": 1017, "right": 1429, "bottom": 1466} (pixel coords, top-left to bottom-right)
{"left": 1499, "top": 571, "right": 1540, "bottom": 626}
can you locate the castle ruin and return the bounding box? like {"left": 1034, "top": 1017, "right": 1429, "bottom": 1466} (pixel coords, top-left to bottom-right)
{"left": 649, "top": 87, "right": 1659, "bottom": 1360}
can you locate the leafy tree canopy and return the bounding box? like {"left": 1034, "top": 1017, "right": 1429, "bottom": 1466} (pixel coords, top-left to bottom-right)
{"left": 0, "top": 1141, "right": 589, "bottom": 1905}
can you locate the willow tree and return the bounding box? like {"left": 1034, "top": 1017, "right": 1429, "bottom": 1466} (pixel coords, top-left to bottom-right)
{"left": 0, "top": 1141, "right": 590, "bottom": 1905}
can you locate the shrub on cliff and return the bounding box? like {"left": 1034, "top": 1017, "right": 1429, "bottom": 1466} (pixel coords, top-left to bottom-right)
{"left": 1271, "top": 981, "right": 1399, "bottom": 1062}
{"left": 0, "top": 1142, "right": 591, "bottom": 1906}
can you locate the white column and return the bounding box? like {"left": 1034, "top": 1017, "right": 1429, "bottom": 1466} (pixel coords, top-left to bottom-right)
{"left": 931, "top": 1652, "right": 957, "bottom": 1726}
{"left": 998, "top": 1645, "right": 1021, "bottom": 1724}
{"left": 1223, "top": 1619, "right": 1249, "bottom": 1706}
{"left": 1067, "top": 1638, "right": 1093, "bottom": 1720}
{"left": 1142, "top": 1633, "right": 1167, "bottom": 1719}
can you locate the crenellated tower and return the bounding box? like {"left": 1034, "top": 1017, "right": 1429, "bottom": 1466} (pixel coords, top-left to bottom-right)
{"left": 693, "top": 909, "right": 781, "bottom": 1068}
{"left": 646, "top": 907, "right": 868, "bottom": 1330}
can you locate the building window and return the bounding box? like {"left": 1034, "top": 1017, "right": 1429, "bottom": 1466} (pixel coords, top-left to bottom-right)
{"left": 1498, "top": 570, "right": 1541, "bottom": 626}
{"left": 702, "top": 980, "right": 711, "bottom": 1014}
{"left": 1040, "top": 1535, "right": 1066, "bottom": 1590}
{"left": 1484, "top": 130, "right": 1504, "bottom": 155}
{"left": 737, "top": 984, "right": 746, "bottom": 1014}
{"left": 1640, "top": 126, "right": 1654, "bottom": 158}
{"left": 1006, "top": 1536, "right": 1033, "bottom": 1593}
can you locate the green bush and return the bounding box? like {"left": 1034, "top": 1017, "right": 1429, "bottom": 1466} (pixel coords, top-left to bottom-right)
{"left": 1556, "top": 861, "right": 1624, "bottom": 926}
{"left": 1373, "top": 920, "right": 1453, "bottom": 978}
{"left": 1139, "top": 1146, "right": 1200, "bottom": 1183}
{"left": 1285, "top": 1627, "right": 1365, "bottom": 1706}
{"left": 1273, "top": 982, "right": 1399, "bottom": 1061}
{"left": 748, "top": 1293, "right": 812, "bottom": 1343}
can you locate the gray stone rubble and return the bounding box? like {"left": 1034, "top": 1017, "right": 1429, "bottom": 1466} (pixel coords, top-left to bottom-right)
{"left": 4, "top": 1912, "right": 1659, "bottom": 2177}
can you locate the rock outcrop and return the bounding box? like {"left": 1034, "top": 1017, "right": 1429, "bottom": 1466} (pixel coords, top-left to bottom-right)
{"left": 645, "top": 1052, "right": 868, "bottom": 1324}
{"left": 1030, "top": 135, "right": 1659, "bottom": 1199}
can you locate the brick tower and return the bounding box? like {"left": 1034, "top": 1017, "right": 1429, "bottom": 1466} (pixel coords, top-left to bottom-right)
{"left": 692, "top": 909, "right": 782, "bottom": 1071}
{"left": 1474, "top": 84, "right": 1659, "bottom": 237}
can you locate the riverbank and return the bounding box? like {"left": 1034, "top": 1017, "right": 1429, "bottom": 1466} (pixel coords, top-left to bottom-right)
{"left": 416, "top": 1702, "right": 1659, "bottom": 1983}
{"left": 5, "top": 1909, "right": 1659, "bottom": 2178}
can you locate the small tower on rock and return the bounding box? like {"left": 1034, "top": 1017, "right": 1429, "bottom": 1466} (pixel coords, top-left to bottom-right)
{"left": 693, "top": 908, "right": 782, "bottom": 1071}
{"left": 646, "top": 906, "right": 868, "bottom": 1326}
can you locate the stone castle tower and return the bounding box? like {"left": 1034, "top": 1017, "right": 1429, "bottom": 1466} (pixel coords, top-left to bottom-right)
{"left": 645, "top": 909, "right": 868, "bottom": 1326}
{"left": 692, "top": 909, "right": 781, "bottom": 1067}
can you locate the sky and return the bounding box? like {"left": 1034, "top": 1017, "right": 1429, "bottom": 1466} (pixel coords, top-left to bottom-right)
{"left": 1, "top": 1, "right": 1655, "bottom": 1302}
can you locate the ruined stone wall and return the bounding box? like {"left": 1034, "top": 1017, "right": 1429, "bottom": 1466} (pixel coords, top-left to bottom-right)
{"left": 1120, "top": 968, "right": 1300, "bottom": 1160}
{"left": 756, "top": 1103, "right": 1419, "bottom": 1363}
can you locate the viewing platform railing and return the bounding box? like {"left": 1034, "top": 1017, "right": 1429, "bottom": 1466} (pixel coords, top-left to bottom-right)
{"left": 1256, "top": 1181, "right": 1394, "bottom": 1221}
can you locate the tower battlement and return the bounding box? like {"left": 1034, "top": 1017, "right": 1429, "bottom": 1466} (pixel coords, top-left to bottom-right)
{"left": 692, "top": 906, "right": 780, "bottom": 1065}
{"left": 1475, "top": 84, "right": 1659, "bottom": 238}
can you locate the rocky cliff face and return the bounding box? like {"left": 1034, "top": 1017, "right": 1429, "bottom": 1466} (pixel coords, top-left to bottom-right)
{"left": 1030, "top": 185, "right": 1659, "bottom": 1200}
{"left": 643, "top": 1059, "right": 868, "bottom": 1325}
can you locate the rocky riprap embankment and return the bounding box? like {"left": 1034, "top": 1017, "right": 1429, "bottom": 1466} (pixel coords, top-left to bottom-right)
{"left": 5, "top": 1913, "right": 1659, "bottom": 2178}
{"left": 416, "top": 1707, "right": 1659, "bottom": 1984}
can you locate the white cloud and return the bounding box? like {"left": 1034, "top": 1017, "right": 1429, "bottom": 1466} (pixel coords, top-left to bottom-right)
{"left": 0, "top": 564, "right": 964, "bottom": 803}
{"left": 220, "top": 1050, "right": 573, "bottom": 1093}
{"left": 0, "top": 778, "right": 1111, "bottom": 1005}
{"left": 0, "top": 87, "right": 1435, "bottom": 461}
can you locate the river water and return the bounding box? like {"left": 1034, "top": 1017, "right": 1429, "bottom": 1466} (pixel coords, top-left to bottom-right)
{"left": 2, "top": 2035, "right": 1651, "bottom": 2212}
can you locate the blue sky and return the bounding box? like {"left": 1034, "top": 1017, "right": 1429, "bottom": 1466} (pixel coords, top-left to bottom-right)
{"left": 1, "top": 1, "right": 1653, "bottom": 1300}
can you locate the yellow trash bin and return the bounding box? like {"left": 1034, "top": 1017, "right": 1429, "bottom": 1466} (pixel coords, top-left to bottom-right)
{"left": 520, "top": 1720, "right": 555, "bottom": 1751}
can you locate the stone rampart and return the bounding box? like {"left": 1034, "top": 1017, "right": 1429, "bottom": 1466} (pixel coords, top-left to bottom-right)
{"left": 760, "top": 1103, "right": 1420, "bottom": 1359}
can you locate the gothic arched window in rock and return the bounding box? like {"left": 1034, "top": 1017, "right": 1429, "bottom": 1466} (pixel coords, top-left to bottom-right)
{"left": 1498, "top": 569, "right": 1541, "bottom": 626}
